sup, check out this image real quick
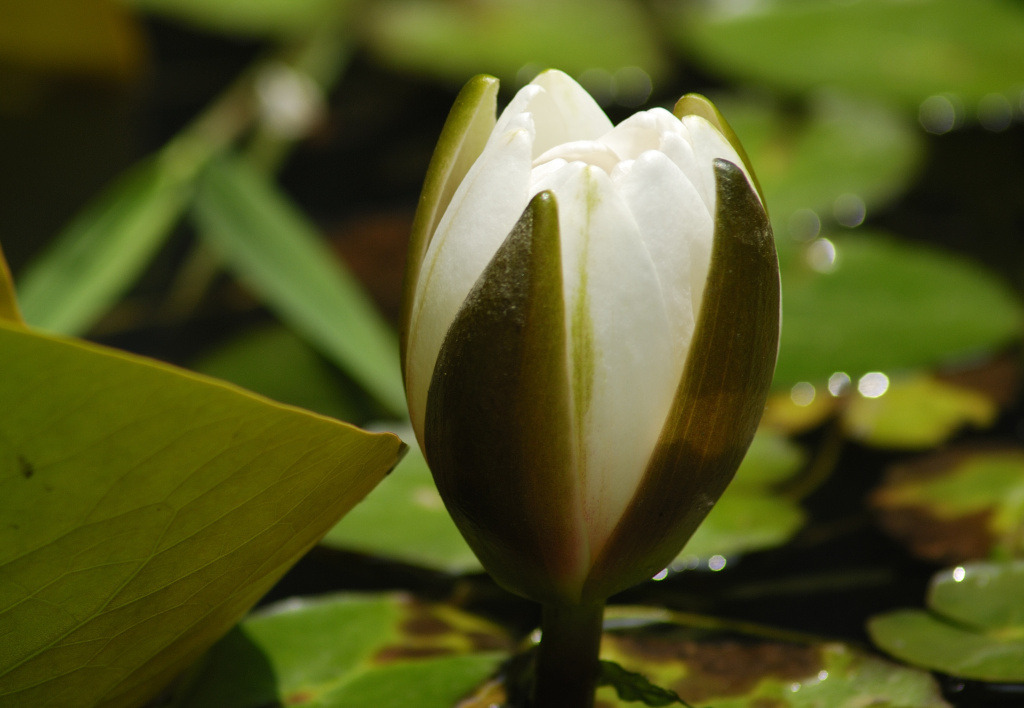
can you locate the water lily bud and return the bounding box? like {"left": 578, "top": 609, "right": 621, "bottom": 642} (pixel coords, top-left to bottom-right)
{"left": 401, "top": 70, "right": 779, "bottom": 606}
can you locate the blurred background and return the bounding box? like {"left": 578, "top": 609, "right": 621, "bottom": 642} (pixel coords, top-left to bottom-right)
{"left": 3, "top": 0, "right": 1024, "bottom": 705}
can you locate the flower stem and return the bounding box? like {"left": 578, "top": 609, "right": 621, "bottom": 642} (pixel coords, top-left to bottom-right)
{"left": 533, "top": 601, "right": 605, "bottom": 708}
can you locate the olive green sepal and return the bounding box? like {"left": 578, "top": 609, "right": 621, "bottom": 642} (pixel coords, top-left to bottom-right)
{"left": 674, "top": 94, "right": 765, "bottom": 208}
{"left": 400, "top": 74, "right": 500, "bottom": 369}
{"left": 424, "top": 191, "right": 588, "bottom": 605}
{"left": 583, "top": 159, "right": 780, "bottom": 603}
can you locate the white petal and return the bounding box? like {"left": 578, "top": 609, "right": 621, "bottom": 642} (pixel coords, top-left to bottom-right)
{"left": 598, "top": 107, "right": 683, "bottom": 161}
{"left": 533, "top": 139, "right": 621, "bottom": 174}
{"left": 406, "top": 126, "right": 534, "bottom": 441}
{"left": 613, "top": 150, "right": 713, "bottom": 358}
{"left": 535, "top": 163, "right": 678, "bottom": 560}
{"left": 523, "top": 70, "right": 614, "bottom": 156}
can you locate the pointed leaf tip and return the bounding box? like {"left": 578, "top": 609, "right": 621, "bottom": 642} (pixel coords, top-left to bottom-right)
{"left": 674, "top": 94, "right": 764, "bottom": 207}
{"left": 425, "top": 190, "right": 588, "bottom": 604}
{"left": 402, "top": 74, "right": 500, "bottom": 367}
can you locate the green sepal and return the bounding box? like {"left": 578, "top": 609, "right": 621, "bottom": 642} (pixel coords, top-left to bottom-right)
{"left": 424, "top": 191, "right": 586, "bottom": 605}
{"left": 584, "top": 159, "right": 779, "bottom": 602}
{"left": 673, "top": 94, "right": 765, "bottom": 207}
{"left": 400, "top": 74, "right": 500, "bottom": 369}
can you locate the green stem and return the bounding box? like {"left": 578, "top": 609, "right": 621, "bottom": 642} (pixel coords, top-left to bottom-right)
{"left": 533, "top": 601, "right": 605, "bottom": 708}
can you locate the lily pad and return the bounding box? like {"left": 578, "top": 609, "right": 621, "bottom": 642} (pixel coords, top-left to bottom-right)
{"left": 674, "top": 430, "right": 807, "bottom": 565}
{"left": 842, "top": 374, "right": 997, "bottom": 449}
{"left": 869, "top": 561, "right": 1024, "bottom": 682}
{"left": 775, "top": 231, "right": 1024, "bottom": 390}
{"left": 871, "top": 447, "right": 1024, "bottom": 563}
{"left": 170, "top": 593, "right": 511, "bottom": 707}
{"left": 322, "top": 433, "right": 482, "bottom": 573}
{"left": 597, "top": 630, "right": 950, "bottom": 708}
{"left": 360, "top": 0, "right": 668, "bottom": 92}
{"left": 669, "top": 0, "right": 1024, "bottom": 114}
{"left": 0, "top": 318, "right": 405, "bottom": 707}
{"left": 717, "top": 92, "right": 923, "bottom": 234}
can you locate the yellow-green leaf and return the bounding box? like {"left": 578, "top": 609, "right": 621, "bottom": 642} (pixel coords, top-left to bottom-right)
{"left": 0, "top": 321, "right": 405, "bottom": 707}
{"left": 843, "top": 374, "right": 997, "bottom": 449}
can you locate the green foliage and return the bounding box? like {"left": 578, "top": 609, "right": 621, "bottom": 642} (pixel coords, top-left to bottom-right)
{"left": 6, "top": 0, "right": 1024, "bottom": 703}
{"left": 193, "top": 155, "right": 406, "bottom": 416}
{"left": 360, "top": 0, "right": 668, "bottom": 88}
{"left": 669, "top": 0, "right": 1024, "bottom": 113}
{"left": 869, "top": 562, "right": 1024, "bottom": 682}
{"left": 776, "top": 231, "right": 1024, "bottom": 389}
{"left": 598, "top": 616, "right": 950, "bottom": 707}
{"left": 16, "top": 149, "right": 198, "bottom": 335}
{"left": 872, "top": 448, "right": 1024, "bottom": 562}
{"left": 719, "top": 93, "right": 924, "bottom": 233}
{"left": 0, "top": 320, "right": 404, "bottom": 706}
{"left": 170, "top": 594, "right": 510, "bottom": 707}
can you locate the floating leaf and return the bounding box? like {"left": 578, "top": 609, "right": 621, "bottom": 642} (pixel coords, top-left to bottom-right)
{"left": 869, "top": 561, "right": 1024, "bottom": 682}
{"left": 171, "top": 594, "right": 510, "bottom": 707}
{"left": 675, "top": 430, "right": 806, "bottom": 564}
{"left": 193, "top": 154, "right": 406, "bottom": 416}
{"left": 843, "top": 374, "right": 997, "bottom": 449}
{"left": 361, "top": 0, "right": 668, "bottom": 91}
{"left": 871, "top": 447, "right": 1024, "bottom": 563}
{"left": 776, "top": 231, "right": 1024, "bottom": 390}
{"left": 0, "top": 320, "right": 405, "bottom": 707}
{"left": 717, "top": 92, "right": 923, "bottom": 234}
{"left": 669, "top": 0, "right": 1024, "bottom": 114}
{"left": 16, "top": 147, "right": 202, "bottom": 335}
{"left": 596, "top": 617, "right": 950, "bottom": 707}
{"left": 128, "top": 0, "right": 355, "bottom": 36}
{"left": 322, "top": 433, "right": 481, "bottom": 573}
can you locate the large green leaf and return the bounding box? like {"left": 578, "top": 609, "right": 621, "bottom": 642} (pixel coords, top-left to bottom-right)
{"left": 670, "top": 0, "right": 1024, "bottom": 114}
{"left": 0, "top": 320, "right": 405, "bottom": 707}
{"left": 192, "top": 154, "right": 406, "bottom": 416}
{"left": 170, "top": 594, "right": 510, "bottom": 707}
{"left": 16, "top": 147, "right": 200, "bottom": 335}
{"left": 869, "top": 561, "right": 1024, "bottom": 682}
{"left": 775, "top": 231, "right": 1024, "bottom": 389}
{"left": 361, "top": 0, "right": 667, "bottom": 92}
